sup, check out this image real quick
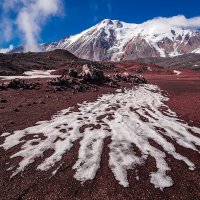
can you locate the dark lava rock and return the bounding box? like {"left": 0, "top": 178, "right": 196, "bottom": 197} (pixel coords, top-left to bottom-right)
{"left": 48, "top": 77, "right": 71, "bottom": 88}
{"left": 39, "top": 100, "right": 46, "bottom": 104}
{"left": 0, "top": 84, "right": 7, "bottom": 91}
{"left": 74, "top": 85, "right": 84, "bottom": 92}
{"left": 1, "top": 79, "right": 41, "bottom": 90}
{"left": 113, "top": 73, "right": 147, "bottom": 84}
{"left": 0, "top": 98, "right": 7, "bottom": 103}
{"left": 69, "top": 69, "right": 78, "bottom": 78}
{"left": 13, "top": 108, "right": 19, "bottom": 112}
{"left": 80, "top": 65, "right": 105, "bottom": 84}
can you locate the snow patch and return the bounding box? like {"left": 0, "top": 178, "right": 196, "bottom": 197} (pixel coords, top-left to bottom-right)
{"left": 192, "top": 48, "right": 200, "bottom": 54}
{"left": 173, "top": 70, "right": 181, "bottom": 75}
{"left": 0, "top": 70, "right": 60, "bottom": 80}
{"left": 1, "top": 84, "right": 200, "bottom": 190}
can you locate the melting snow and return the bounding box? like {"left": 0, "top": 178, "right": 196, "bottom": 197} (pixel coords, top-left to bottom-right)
{"left": 1, "top": 84, "right": 200, "bottom": 190}
{"left": 0, "top": 70, "right": 60, "bottom": 80}
{"left": 192, "top": 48, "right": 200, "bottom": 54}
{"left": 173, "top": 70, "right": 181, "bottom": 75}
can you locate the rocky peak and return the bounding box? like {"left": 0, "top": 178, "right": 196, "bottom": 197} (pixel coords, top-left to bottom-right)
{"left": 9, "top": 19, "right": 200, "bottom": 61}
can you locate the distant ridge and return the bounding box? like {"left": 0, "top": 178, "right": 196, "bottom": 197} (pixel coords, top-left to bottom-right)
{"left": 10, "top": 18, "right": 200, "bottom": 61}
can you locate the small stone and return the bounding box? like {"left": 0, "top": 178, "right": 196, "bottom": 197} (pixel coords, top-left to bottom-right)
{"left": 1, "top": 98, "right": 7, "bottom": 103}
{"left": 39, "top": 100, "right": 45, "bottom": 104}
{"left": 14, "top": 108, "right": 19, "bottom": 112}
{"left": 69, "top": 69, "right": 78, "bottom": 78}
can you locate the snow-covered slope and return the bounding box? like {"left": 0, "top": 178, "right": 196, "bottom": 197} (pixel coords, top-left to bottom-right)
{"left": 11, "top": 19, "right": 200, "bottom": 61}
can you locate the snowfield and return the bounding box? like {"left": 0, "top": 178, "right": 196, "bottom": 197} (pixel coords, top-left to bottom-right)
{"left": 1, "top": 84, "right": 200, "bottom": 190}
{"left": 0, "top": 70, "right": 60, "bottom": 80}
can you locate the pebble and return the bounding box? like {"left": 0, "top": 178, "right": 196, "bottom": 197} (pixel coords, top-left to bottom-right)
{"left": 1, "top": 98, "right": 7, "bottom": 103}
{"left": 39, "top": 100, "right": 46, "bottom": 104}
{"left": 14, "top": 108, "right": 19, "bottom": 112}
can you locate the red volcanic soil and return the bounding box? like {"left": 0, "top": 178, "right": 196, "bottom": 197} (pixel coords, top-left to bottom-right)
{"left": 0, "top": 80, "right": 116, "bottom": 133}
{"left": 146, "top": 70, "right": 200, "bottom": 127}
{"left": 0, "top": 68, "right": 200, "bottom": 200}
{"left": 110, "top": 60, "right": 173, "bottom": 74}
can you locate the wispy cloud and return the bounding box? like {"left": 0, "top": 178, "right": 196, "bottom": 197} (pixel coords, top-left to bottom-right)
{"left": 142, "top": 15, "right": 200, "bottom": 32}
{"left": 0, "top": 0, "right": 63, "bottom": 52}
{"left": 107, "top": 0, "right": 112, "bottom": 12}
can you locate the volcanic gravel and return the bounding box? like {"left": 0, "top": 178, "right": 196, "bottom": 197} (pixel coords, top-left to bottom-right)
{"left": 0, "top": 71, "right": 200, "bottom": 200}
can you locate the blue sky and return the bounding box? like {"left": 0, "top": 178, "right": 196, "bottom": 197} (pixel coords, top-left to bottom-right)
{"left": 1, "top": 0, "right": 200, "bottom": 49}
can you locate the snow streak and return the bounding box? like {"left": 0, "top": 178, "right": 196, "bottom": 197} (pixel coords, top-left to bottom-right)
{"left": 1, "top": 84, "right": 200, "bottom": 190}
{"left": 0, "top": 70, "right": 59, "bottom": 80}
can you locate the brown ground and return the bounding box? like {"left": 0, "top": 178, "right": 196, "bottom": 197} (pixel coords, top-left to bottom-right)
{"left": 0, "top": 69, "right": 200, "bottom": 200}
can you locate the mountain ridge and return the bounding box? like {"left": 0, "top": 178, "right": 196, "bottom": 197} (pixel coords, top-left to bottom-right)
{"left": 133, "top": 53, "right": 200, "bottom": 71}
{"left": 10, "top": 18, "right": 200, "bottom": 61}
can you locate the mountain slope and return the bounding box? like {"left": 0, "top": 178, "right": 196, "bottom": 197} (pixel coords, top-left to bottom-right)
{"left": 134, "top": 53, "right": 200, "bottom": 71}
{"left": 11, "top": 19, "right": 200, "bottom": 61}
{"left": 0, "top": 49, "right": 79, "bottom": 76}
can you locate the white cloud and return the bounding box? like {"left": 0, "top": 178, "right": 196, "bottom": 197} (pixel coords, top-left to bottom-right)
{"left": 0, "top": 44, "right": 14, "bottom": 54}
{"left": 1, "top": 0, "right": 63, "bottom": 52}
{"left": 140, "top": 15, "right": 200, "bottom": 34}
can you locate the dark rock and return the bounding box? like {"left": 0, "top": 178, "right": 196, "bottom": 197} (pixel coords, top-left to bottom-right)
{"left": 3, "top": 79, "right": 41, "bottom": 90}
{"left": 113, "top": 73, "right": 147, "bottom": 84}
{"left": 113, "top": 73, "right": 123, "bottom": 81}
{"left": 39, "top": 100, "right": 46, "bottom": 104}
{"left": 107, "top": 79, "right": 119, "bottom": 88}
{"left": 48, "top": 77, "right": 71, "bottom": 88}
{"left": 75, "top": 85, "right": 84, "bottom": 92}
{"left": 0, "top": 83, "right": 7, "bottom": 91}
{"left": 54, "top": 86, "right": 63, "bottom": 92}
{"left": 14, "top": 108, "right": 19, "bottom": 112}
{"left": 1, "top": 98, "right": 7, "bottom": 103}
{"left": 7, "top": 79, "right": 26, "bottom": 89}
{"left": 80, "top": 65, "right": 105, "bottom": 84}
{"left": 69, "top": 69, "right": 78, "bottom": 78}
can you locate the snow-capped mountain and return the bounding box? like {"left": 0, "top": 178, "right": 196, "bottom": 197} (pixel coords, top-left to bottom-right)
{"left": 12, "top": 19, "right": 200, "bottom": 61}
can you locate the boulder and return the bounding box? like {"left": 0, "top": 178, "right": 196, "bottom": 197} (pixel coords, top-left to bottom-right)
{"left": 69, "top": 69, "right": 78, "bottom": 78}
{"left": 48, "top": 76, "right": 71, "bottom": 88}
{"left": 80, "top": 64, "right": 105, "bottom": 84}
{"left": 1, "top": 79, "right": 41, "bottom": 90}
